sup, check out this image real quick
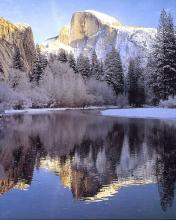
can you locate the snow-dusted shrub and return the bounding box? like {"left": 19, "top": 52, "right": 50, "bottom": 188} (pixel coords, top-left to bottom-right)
{"left": 40, "top": 61, "right": 93, "bottom": 107}
{"left": 27, "top": 87, "right": 49, "bottom": 108}
{"left": 6, "top": 69, "right": 32, "bottom": 109}
{"left": 159, "top": 97, "right": 176, "bottom": 108}
{"left": 0, "top": 81, "right": 30, "bottom": 110}
{"left": 116, "top": 94, "right": 128, "bottom": 108}
{"left": 3, "top": 62, "right": 117, "bottom": 110}
{"left": 7, "top": 68, "right": 30, "bottom": 92}
{"left": 86, "top": 79, "right": 116, "bottom": 105}
{"left": 0, "top": 82, "right": 14, "bottom": 111}
{"left": 12, "top": 93, "right": 31, "bottom": 110}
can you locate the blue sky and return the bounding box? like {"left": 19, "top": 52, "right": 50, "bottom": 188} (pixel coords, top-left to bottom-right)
{"left": 0, "top": 0, "right": 176, "bottom": 43}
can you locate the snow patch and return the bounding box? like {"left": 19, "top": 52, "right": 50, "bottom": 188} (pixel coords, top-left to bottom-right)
{"left": 85, "top": 10, "right": 122, "bottom": 27}
{"left": 101, "top": 108, "right": 176, "bottom": 120}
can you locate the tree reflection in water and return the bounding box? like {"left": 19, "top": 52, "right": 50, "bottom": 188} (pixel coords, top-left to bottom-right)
{"left": 0, "top": 111, "right": 175, "bottom": 210}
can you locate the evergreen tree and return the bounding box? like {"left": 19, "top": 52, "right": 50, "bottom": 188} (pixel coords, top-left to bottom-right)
{"left": 98, "top": 60, "right": 104, "bottom": 81}
{"left": 0, "top": 62, "right": 4, "bottom": 75}
{"left": 153, "top": 9, "right": 176, "bottom": 100}
{"left": 0, "top": 62, "right": 4, "bottom": 81}
{"left": 12, "top": 47, "right": 25, "bottom": 71}
{"left": 127, "top": 59, "right": 137, "bottom": 106}
{"left": 90, "top": 50, "right": 100, "bottom": 79}
{"left": 104, "top": 47, "right": 124, "bottom": 95}
{"left": 40, "top": 53, "right": 48, "bottom": 71}
{"left": 127, "top": 58, "right": 145, "bottom": 107}
{"left": 57, "top": 49, "right": 68, "bottom": 63}
{"left": 77, "top": 53, "right": 90, "bottom": 79}
{"left": 146, "top": 57, "right": 160, "bottom": 105}
{"left": 31, "top": 45, "right": 47, "bottom": 85}
{"left": 68, "top": 52, "right": 77, "bottom": 73}
{"left": 49, "top": 53, "right": 57, "bottom": 62}
{"left": 137, "top": 69, "right": 146, "bottom": 106}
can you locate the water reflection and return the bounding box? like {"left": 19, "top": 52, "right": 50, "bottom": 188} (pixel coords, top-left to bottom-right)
{"left": 0, "top": 111, "right": 176, "bottom": 211}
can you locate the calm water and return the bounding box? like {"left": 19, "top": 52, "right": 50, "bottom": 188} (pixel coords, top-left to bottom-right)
{"left": 0, "top": 110, "right": 176, "bottom": 219}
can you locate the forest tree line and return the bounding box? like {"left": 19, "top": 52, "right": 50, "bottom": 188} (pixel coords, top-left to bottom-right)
{"left": 0, "top": 9, "right": 176, "bottom": 110}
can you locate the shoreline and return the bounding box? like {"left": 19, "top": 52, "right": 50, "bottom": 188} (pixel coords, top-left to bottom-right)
{"left": 3, "top": 106, "right": 118, "bottom": 115}
{"left": 1, "top": 106, "right": 175, "bottom": 121}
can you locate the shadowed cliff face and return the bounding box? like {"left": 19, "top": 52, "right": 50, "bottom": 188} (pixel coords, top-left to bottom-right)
{"left": 0, "top": 17, "right": 36, "bottom": 78}
{"left": 0, "top": 112, "right": 176, "bottom": 210}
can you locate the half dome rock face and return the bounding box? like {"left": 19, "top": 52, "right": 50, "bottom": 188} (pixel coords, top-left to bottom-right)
{"left": 69, "top": 10, "right": 122, "bottom": 44}
{"left": 0, "top": 17, "right": 36, "bottom": 79}
{"left": 70, "top": 11, "right": 101, "bottom": 43}
{"left": 42, "top": 10, "right": 156, "bottom": 72}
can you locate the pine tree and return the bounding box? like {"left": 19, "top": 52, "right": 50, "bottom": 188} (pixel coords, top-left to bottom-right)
{"left": 40, "top": 53, "right": 48, "bottom": 71}
{"left": 77, "top": 53, "right": 90, "bottom": 79}
{"left": 137, "top": 68, "right": 146, "bottom": 106}
{"left": 98, "top": 60, "right": 104, "bottom": 81}
{"left": 0, "top": 62, "right": 4, "bottom": 81}
{"left": 90, "top": 50, "right": 100, "bottom": 79}
{"left": 31, "top": 45, "right": 47, "bottom": 85}
{"left": 146, "top": 57, "right": 160, "bottom": 105}
{"left": 153, "top": 9, "right": 176, "bottom": 100}
{"left": 12, "top": 47, "right": 25, "bottom": 71}
{"left": 127, "top": 59, "right": 137, "bottom": 106}
{"left": 49, "top": 53, "right": 57, "bottom": 62}
{"left": 57, "top": 49, "right": 68, "bottom": 63}
{"left": 0, "top": 62, "right": 4, "bottom": 75}
{"left": 68, "top": 52, "right": 77, "bottom": 73}
{"left": 104, "top": 47, "right": 124, "bottom": 95}
{"left": 166, "top": 13, "right": 176, "bottom": 97}
{"left": 127, "top": 58, "right": 145, "bottom": 107}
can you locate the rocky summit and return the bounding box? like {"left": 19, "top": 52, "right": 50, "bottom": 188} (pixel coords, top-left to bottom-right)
{"left": 41, "top": 10, "right": 157, "bottom": 71}
{"left": 0, "top": 17, "right": 36, "bottom": 78}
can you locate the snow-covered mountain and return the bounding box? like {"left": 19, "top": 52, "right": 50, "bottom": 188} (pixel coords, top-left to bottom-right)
{"left": 41, "top": 10, "right": 157, "bottom": 70}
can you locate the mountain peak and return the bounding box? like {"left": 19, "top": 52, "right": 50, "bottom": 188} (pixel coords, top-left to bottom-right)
{"left": 84, "top": 10, "right": 123, "bottom": 27}
{"left": 41, "top": 10, "right": 156, "bottom": 73}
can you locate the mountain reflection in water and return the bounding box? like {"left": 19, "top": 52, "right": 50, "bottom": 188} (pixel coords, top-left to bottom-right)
{"left": 0, "top": 111, "right": 176, "bottom": 212}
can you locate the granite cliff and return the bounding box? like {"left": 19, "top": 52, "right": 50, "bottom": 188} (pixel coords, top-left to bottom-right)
{"left": 0, "top": 17, "right": 36, "bottom": 78}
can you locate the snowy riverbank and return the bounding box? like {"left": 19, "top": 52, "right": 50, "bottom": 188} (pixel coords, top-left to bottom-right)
{"left": 3, "top": 107, "right": 176, "bottom": 121}
{"left": 101, "top": 108, "right": 176, "bottom": 120}
{"left": 4, "top": 106, "right": 116, "bottom": 115}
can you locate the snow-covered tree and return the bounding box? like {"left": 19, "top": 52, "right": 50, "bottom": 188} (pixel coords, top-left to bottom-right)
{"left": 49, "top": 53, "right": 57, "bottom": 63}
{"left": 146, "top": 56, "right": 160, "bottom": 105}
{"left": 39, "top": 61, "right": 93, "bottom": 107}
{"left": 0, "top": 62, "right": 4, "bottom": 81}
{"left": 104, "top": 47, "right": 124, "bottom": 95}
{"left": 127, "top": 58, "right": 145, "bottom": 107}
{"left": 0, "top": 62, "right": 3, "bottom": 75}
{"left": 0, "top": 82, "right": 14, "bottom": 111}
{"left": 127, "top": 59, "right": 137, "bottom": 106}
{"left": 12, "top": 47, "right": 25, "bottom": 71}
{"left": 68, "top": 52, "right": 77, "bottom": 73}
{"left": 77, "top": 53, "right": 91, "bottom": 79}
{"left": 40, "top": 53, "right": 48, "bottom": 71}
{"left": 152, "top": 9, "right": 176, "bottom": 100}
{"left": 57, "top": 49, "right": 68, "bottom": 63}
{"left": 7, "top": 69, "right": 26, "bottom": 89}
{"left": 90, "top": 50, "right": 101, "bottom": 79}
{"left": 98, "top": 60, "right": 104, "bottom": 81}
{"left": 30, "top": 45, "right": 47, "bottom": 85}
{"left": 86, "top": 78, "right": 116, "bottom": 105}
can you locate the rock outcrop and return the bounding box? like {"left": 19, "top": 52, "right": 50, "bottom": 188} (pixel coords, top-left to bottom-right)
{"left": 41, "top": 10, "right": 157, "bottom": 71}
{"left": 0, "top": 17, "right": 36, "bottom": 79}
